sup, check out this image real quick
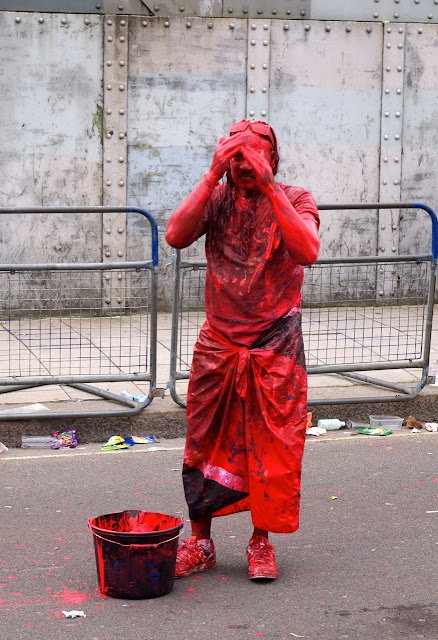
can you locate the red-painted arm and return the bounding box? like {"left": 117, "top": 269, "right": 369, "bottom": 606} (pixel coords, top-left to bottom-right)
{"left": 242, "top": 146, "right": 320, "bottom": 265}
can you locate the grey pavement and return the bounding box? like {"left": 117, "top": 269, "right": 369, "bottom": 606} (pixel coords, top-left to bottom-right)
{"left": 1, "top": 433, "right": 437, "bottom": 640}
{"left": 1, "top": 309, "right": 438, "bottom": 448}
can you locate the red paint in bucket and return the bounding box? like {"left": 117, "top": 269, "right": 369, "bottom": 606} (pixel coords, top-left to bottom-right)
{"left": 88, "top": 510, "right": 183, "bottom": 599}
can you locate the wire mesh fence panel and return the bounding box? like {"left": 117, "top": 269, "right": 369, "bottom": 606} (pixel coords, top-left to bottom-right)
{"left": 302, "top": 259, "right": 430, "bottom": 368}
{"left": 0, "top": 267, "right": 152, "bottom": 379}
{"left": 169, "top": 255, "right": 434, "bottom": 405}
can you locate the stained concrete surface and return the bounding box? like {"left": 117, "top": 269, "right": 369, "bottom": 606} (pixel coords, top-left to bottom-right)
{"left": 1, "top": 432, "right": 437, "bottom": 640}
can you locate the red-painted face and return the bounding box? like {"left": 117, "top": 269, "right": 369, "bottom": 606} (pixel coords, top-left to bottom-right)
{"left": 229, "top": 133, "right": 274, "bottom": 194}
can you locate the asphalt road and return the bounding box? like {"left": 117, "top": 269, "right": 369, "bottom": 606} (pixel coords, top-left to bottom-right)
{"left": 1, "top": 432, "right": 437, "bottom": 640}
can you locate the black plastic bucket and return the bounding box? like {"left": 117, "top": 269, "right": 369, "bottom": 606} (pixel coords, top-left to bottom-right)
{"left": 88, "top": 510, "right": 183, "bottom": 599}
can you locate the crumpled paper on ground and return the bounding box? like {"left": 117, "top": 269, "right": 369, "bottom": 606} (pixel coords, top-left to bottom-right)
{"left": 62, "top": 610, "right": 86, "bottom": 618}
{"left": 307, "top": 426, "right": 327, "bottom": 436}
{"left": 425, "top": 422, "right": 438, "bottom": 432}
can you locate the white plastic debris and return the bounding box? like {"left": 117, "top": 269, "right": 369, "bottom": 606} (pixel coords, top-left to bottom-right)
{"left": 412, "top": 428, "right": 421, "bottom": 433}
{"left": 0, "top": 442, "right": 8, "bottom": 453}
{"left": 425, "top": 423, "right": 438, "bottom": 432}
{"left": 62, "top": 610, "right": 86, "bottom": 618}
{"left": 0, "top": 403, "right": 50, "bottom": 414}
{"left": 307, "top": 426, "right": 327, "bottom": 437}
{"left": 148, "top": 446, "right": 169, "bottom": 451}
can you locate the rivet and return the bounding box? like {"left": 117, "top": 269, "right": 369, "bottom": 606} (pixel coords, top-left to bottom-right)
{"left": 366, "top": 27, "right": 372, "bottom": 33}
{"left": 374, "top": 12, "right": 379, "bottom": 18}
{"left": 262, "top": 87, "right": 267, "bottom": 93}
{"left": 398, "top": 27, "right": 403, "bottom": 33}
{"left": 106, "top": 180, "right": 112, "bottom": 186}
{"left": 394, "top": 157, "right": 399, "bottom": 163}
{"left": 414, "top": 0, "right": 419, "bottom": 3}
{"left": 208, "top": 23, "right": 213, "bottom": 28}
{"left": 39, "top": 17, "right": 44, "bottom": 23}
{"left": 398, "top": 43, "right": 403, "bottom": 49}
{"left": 286, "top": 9, "right": 291, "bottom": 15}
{"left": 394, "top": 12, "right": 399, "bottom": 18}
{"left": 119, "top": 84, "right": 125, "bottom": 91}
{"left": 374, "top": 0, "right": 379, "bottom": 3}
{"left": 119, "top": 4, "right": 124, "bottom": 9}
{"left": 386, "top": 66, "right": 391, "bottom": 71}
{"left": 261, "top": 110, "right": 267, "bottom": 116}
{"left": 186, "top": 22, "right": 191, "bottom": 28}
{"left": 394, "top": 0, "right": 399, "bottom": 3}
{"left": 105, "top": 298, "right": 111, "bottom": 304}
{"left": 120, "top": 20, "right": 126, "bottom": 26}
{"left": 250, "top": 86, "right": 255, "bottom": 93}
{"left": 397, "top": 66, "right": 402, "bottom": 71}
{"left": 118, "top": 180, "right": 124, "bottom": 187}
{"left": 257, "top": 8, "right": 263, "bottom": 14}
{"left": 381, "top": 224, "right": 386, "bottom": 230}
{"left": 107, "top": 36, "right": 113, "bottom": 41}
{"left": 164, "top": 21, "right": 170, "bottom": 27}
{"left": 119, "top": 108, "right": 125, "bottom": 115}
{"left": 384, "top": 134, "right": 389, "bottom": 140}
{"left": 106, "top": 108, "right": 112, "bottom": 115}
{"left": 305, "top": 25, "right": 310, "bottom": 31}
{"left": 120, "top": 60, "right": 125, "bottom": 66}
{"left": 154, "top": 4, "right": 159, "bottom": 9}
{"left": 106, "top": 133, "right": 112, "bottom": 139}
{"left": 383, "top": 157, "right": 388, "bottom": 162}
{"left": 107, "top": 19, "right": 113, "bottom": 26}
{"left": 262, "top": 63, "right": 268, "bottom": 69}
{"left": 379, "top": 291, "right": 384, "bottom": 296}
{"left": 228, "top": 6, "right": 233, "bottom": 12}
{"left": 300, "top": 9, "right": 306, "bottom": 16}
{"left": 105, "top": 228, "right": 111, "bottom": 234}
{"left": 61, "top": 18, "right": 67, "bottom": 25}
{"left": 142, "top": 20, "right": 148, "bottom": 26}
{"left": 230, "top": 24, "right": 235, "bottom": 30}
{"left": 249, "top": 110, "right": 255, "bottom": 116}
{"left": 395, "top": 111, "right": 400, "bottom": 117}
{"left": 393, "top": 180, "right": 399, "bottom": 185}
{"left": 385, "top": 88, "right": 390, "bottom": 93}
{"left": 96, "top": 3, "right": 101, "bottom": 7}
{"left": 346, "top": 25, "right": 351, "bottom": 32}
{"left": 84, "top": 18, "right": 90, "bottom": 25}
{"left": 386, "top": 43, "right": 391, "bottom": 48}
{"left": 396, "top": 88, "right": 401, "bottom": 94}
{"left": 243, "top": 7, "right": 248, "bottom": 14}
{"left": 395, "top": 134, "right": 400, "bottom": 140}
{"left": 106, "top": 60, "right": 112, "bottom": 66}
{"left": 382, "top": 180, "right": 387, "bottom": 185}
{"left": 272, "top": 9, "right": 278, "bottom": 15}
{"left": 263, "top": 24, "right": 269, "bottom": 30}
{"left": 251, "top": 39, "right": 256, "bottom": 45}
{"left": 391, "top": 247, "right": 397, "bottom": 253}
{"left": 284, "top": 24, "right": 289, "bottom": 31}
{"left": 418, "top": 28, "right": 423, "bottom": 34}
{"left": 384, "top": 111, "right": 389, "bottom": 117}
{"left": 179, "top": 5, "right": 185, "bottom": 10}
{"left": 392, "top": 224, "right": 397, "bottom": 230}
{"left": 118, "top": 227, "right": 124, "bottom": 233}
{"left": 119, "top": 132, "right": 125, "bottom": 139}
{"left": 120, "top": 36, "right": 125, "bottom": 42}
{"left": 107, "top": 84, "right": 112, "bottom": 90}
{"left": 105, "top": 250, "right": 111, "bottom": 257}
{"left": 118, "top": 251, "right": 123, "bottom": 258}
{"left": 250, "top": 63, "right": 256, "bottom": 69}
{"left": 106, "top": 157, "right": 112, "bottom": 162}
{"left": 325, "top": 25, "right": 331, "bottom": 32}
{"left": 251, "top": 23, "right": 256, "bottom": 30}
{"left": 118, "top": 156, "right": 125, "bottom": 162}
{"left": 387, "top": 27, "right": 392, "bottom": 33}
{"left": 428, "top": 14, "right": 433, "bottom": 19}
{"left": 263, "top": 40, "right": 268, "bottom": 46}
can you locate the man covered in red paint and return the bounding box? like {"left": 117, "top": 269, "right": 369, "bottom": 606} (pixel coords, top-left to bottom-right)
{"left": 165, "top": 120, "right": 320, "bottom": 580}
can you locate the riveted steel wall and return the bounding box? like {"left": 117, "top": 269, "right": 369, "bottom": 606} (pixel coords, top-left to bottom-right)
{"left": 2, "top": 7, "right": 438, "bottom": 310}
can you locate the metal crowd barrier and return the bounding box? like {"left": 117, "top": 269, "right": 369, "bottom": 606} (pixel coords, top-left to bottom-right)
{"left": 168, "top": 202, "right": 438, "bottom": 407}
{"left": 0, "top": 206, "right": 158, "bottom": 420}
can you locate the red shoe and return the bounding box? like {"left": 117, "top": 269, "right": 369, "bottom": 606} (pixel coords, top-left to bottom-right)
{"left": 246, "top": 536, "right": 278, "bottom": 580}
{"left": 174, "top": 536, "right": 216, "bottom": 578}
